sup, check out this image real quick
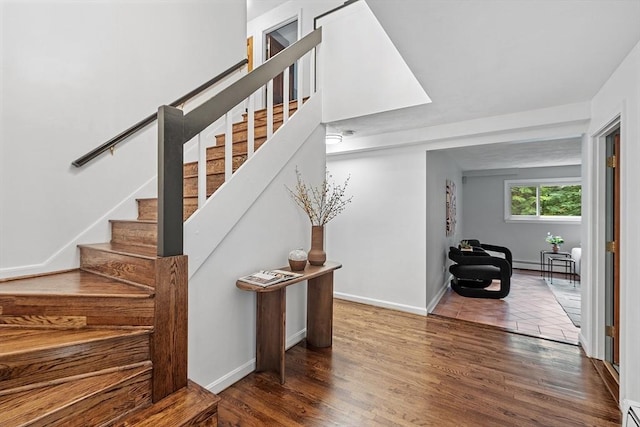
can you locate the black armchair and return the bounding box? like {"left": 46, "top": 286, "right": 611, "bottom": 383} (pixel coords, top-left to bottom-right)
{"left": 448, "top": 241, "right": 513, "bottom": 299}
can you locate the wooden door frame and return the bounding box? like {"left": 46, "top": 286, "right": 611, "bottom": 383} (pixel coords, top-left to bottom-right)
{"left": 612, "top": 132, "right": 620, "bottom": 365}
{"left": 261, "top": 16, "right": 299, "bottom": 64}
{"left": 588, "top": 116, "right": 622, "bottom": 403}
{"left": 261, "top": 16, "right": 300, "bottom": 108}
{"left": 247, "top": 36, "right": 254, "bottom": 72}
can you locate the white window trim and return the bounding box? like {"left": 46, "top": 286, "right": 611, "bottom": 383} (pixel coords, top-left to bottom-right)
{"left": 504, "top": 177, "right": 582, "bottom": 223}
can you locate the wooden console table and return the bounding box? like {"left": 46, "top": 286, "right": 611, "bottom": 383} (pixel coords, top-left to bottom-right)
{"left": 236, "top": 261, "right": 342, "bottom": 383}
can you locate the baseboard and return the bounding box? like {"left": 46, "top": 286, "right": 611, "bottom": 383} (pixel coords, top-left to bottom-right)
{"left": 334, "top": 292, "right": 427, "bottom": 316}
{"left": 205, "top": 359, "right": 256, "bottom": 394}
{"left": 286, "top": 328, "right": 306, "bottom": 350}
{"left": 512, "top": 260, "right": 539, "bottom": 270}
{"left": 204, "top": 327, "right": 306, "bottom": 394}
{"left": 578, "top": 330, "right": 589, "bottom": 354}
{"left": 426, "top": 277, "right": 450, "bottom": 314}
{"left": 0, "top": 176, "right": 156, "bottom": 280}
{"left": 590, "top": 357, "right": 620, "bottom": 406}
{"left": 513, "top": 259, "right": 578, "bottom": 275}
{"left": 623, "top": 400, "right": 640, "bottom": 427}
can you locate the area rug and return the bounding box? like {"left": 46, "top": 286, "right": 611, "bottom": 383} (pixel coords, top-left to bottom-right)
{"left": 544, "top": 278, "right": 581, "bottom": 327}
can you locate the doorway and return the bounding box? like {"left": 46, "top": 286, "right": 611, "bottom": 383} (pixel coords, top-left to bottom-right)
{"left": 604, "top": 127, "right": 620, "bottom": 374}
{"left": 265, "top": 19, "right": 298, "bottom": 105}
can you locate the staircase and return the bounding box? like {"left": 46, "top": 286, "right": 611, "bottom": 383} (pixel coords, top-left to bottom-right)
{"left": 0, "top": 100, "right": 301, "bottom": 426}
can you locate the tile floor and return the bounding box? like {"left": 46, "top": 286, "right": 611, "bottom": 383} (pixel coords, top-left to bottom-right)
{"left": 432, "top": 269, "right": 580, "bottom": 345}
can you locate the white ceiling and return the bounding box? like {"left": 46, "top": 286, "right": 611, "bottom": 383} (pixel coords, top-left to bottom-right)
{"left": 248, "top": 0, "right": 640, "bottom": 170}
{"left": 437, "top": 137, "right": 582, "bottom": 172}
{"left": 346, "top": 0, "right": 640, "bottom": 133}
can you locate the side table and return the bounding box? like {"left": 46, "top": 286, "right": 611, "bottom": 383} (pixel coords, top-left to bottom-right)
{"left": 540, "top": 250, "right": 571, "bottom": 278}
{"left": 236, "top": 261, "right": 342, "bottom": 383}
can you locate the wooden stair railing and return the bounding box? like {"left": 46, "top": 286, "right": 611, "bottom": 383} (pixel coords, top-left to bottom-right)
{"left": 0, "top": 98, "right": 314, "bottom": 426}
{"left": 156, "top": 28, "right": 322, "bottom": 257}
{"left": 0, "top": 27, "right": 322, "bottom": 426}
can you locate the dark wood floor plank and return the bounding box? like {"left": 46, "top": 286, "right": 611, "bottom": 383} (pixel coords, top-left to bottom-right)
{"left": 218, "top": 299, "right": 620, "bottom": 426}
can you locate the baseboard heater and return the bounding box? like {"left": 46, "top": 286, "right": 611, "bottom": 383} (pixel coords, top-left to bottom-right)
{"left": 626, "top": 406, "right": 640, "bottom": 427}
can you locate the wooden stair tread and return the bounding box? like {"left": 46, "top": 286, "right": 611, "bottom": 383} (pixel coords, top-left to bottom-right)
{"left": 183, "top": 154, "right": 246, "bottom": 171}
{"left": 0, "top": 270, "right": 153, "bottom": 297}
{"left": 110, "top": 219, "right": 157, "bottom": 225}
{"left": 136, "top": 196, "right": 198, "bottom": 203}
{"left": 215, "top": 119, "right": 285, "bottom": 140}
{"left": 183, "top": 170, "right": 223, "bottom": 179}
{"left": 78, "top": 242, "right": 157, "bottom": 259}
{"left": 0, "top": 363, "right": 152, "bottom": 427}
{"left": 0, "top": 328, "right": 150, "bottom": 357}
{"left": 136, "top": 198, "right": 198, "bottom": 222}
{"left": 116, "top": 380, "right": 219, "bottom": 427}
{"left": 205, "top": 137, "right": 267, "bottom": 161}
{"left": 242, "top": 98, "right": 304, "bottom": 119}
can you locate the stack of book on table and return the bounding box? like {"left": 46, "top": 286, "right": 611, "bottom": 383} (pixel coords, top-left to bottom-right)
{"left": 239, "top": 270, "right": 303, "bottom": 287}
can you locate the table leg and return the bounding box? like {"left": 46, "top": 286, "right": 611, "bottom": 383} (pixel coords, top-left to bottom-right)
{"left": 256, "top": 289, "right": 286, "bottom": 383}
{"left": 307, "top": 272, "right": 333, "bottom": 348}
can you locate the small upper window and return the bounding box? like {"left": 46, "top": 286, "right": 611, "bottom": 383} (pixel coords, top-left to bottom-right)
{"left": 505, "top": 178, "right": 581, "bottom": 222}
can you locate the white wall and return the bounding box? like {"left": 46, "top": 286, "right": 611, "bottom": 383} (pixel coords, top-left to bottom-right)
{"left": 461, "top": 165, "right": 582, "bottom": 270}
{"left": 0, "top": 1, "right": 245, "bottom": 272}
{"left": 317, "top": 0, "right": 430, "bottom": 123}
{"left": 587, "top": 40, "right": 640, "bottom": 410}
{"left": 188, "top": 125, "right": 326, "bottom": 392}
{"left": 425, "top": 151, "right": 464, "bottom": 311}
{"left": 327, "top": 146, "right": 427, "bottom": 315}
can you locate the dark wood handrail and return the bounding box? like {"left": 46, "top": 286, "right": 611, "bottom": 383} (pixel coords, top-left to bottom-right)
{"left": 314, "top": 0, "right": 360, "bottom": 28}
{"left": 71, "top": 58, "right": 248, "bottom": 168}
{"left": 157, "top": 27, "right": 322, "bottom": 257}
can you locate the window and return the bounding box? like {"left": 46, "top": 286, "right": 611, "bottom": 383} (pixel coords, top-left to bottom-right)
{"left": 505, "top": 178, "right": 581, "bottom": 222}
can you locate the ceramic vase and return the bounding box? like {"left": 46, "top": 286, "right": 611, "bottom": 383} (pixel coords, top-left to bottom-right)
{"left": 308, "top": 225, "right": 326, "bottom": 266}
{"left": 552, "top": 244, "right": 559, "bottom": 253}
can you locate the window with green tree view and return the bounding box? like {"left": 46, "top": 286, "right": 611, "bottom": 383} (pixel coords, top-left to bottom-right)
{"left": 505, "top": 178, "right": 581, "bottom": 222}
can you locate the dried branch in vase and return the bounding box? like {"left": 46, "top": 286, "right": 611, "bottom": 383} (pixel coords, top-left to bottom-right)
{"left": 287, "top": 167, "right": 353, "bottom": 226}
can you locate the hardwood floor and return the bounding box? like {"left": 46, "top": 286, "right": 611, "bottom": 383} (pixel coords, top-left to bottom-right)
{"left": 218, "top": 299, "right": 619, "bottom": 426}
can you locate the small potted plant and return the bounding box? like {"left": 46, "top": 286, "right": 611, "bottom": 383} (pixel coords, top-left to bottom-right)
{"left": 545, "top": 232, "right": 564, "bottom": 253}
{"left": 460, "top": 240, "right": 473, "bottom": 251}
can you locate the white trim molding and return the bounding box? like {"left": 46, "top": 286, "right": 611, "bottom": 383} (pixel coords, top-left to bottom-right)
{"left": 334, "top": 292, "right": 427, "bottom": 316}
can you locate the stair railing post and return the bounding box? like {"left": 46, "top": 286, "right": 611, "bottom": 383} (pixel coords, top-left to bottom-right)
{"left": 266, "top": 80, "right": 274, "bottom": 139}
{"left": 155, "top": 105, "right": 188, "bottom": 403}
{"left": 283, "top": 67, "right": 290, "bottom": 123}
{"left": 225, "top": 112, "right": 233, "bottom": 182}
{"left": 311, "top": 45, "right": 318, "bottom": 94}
{"left": 297, "top": 55, "right": 304, "bottom": 110}
{"left": 157, "top": 105, "right": 185, "bottom": 257}
{"left": 247, "top": 92, "right": 256, "bottom": 157}
{"left": 197, "top": 132, "right": 206, "bottom": 208}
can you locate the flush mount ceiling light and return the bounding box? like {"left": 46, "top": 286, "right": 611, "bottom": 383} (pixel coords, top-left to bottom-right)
{"left": 325, "top": 133, "right": 343, "bottom": 145}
